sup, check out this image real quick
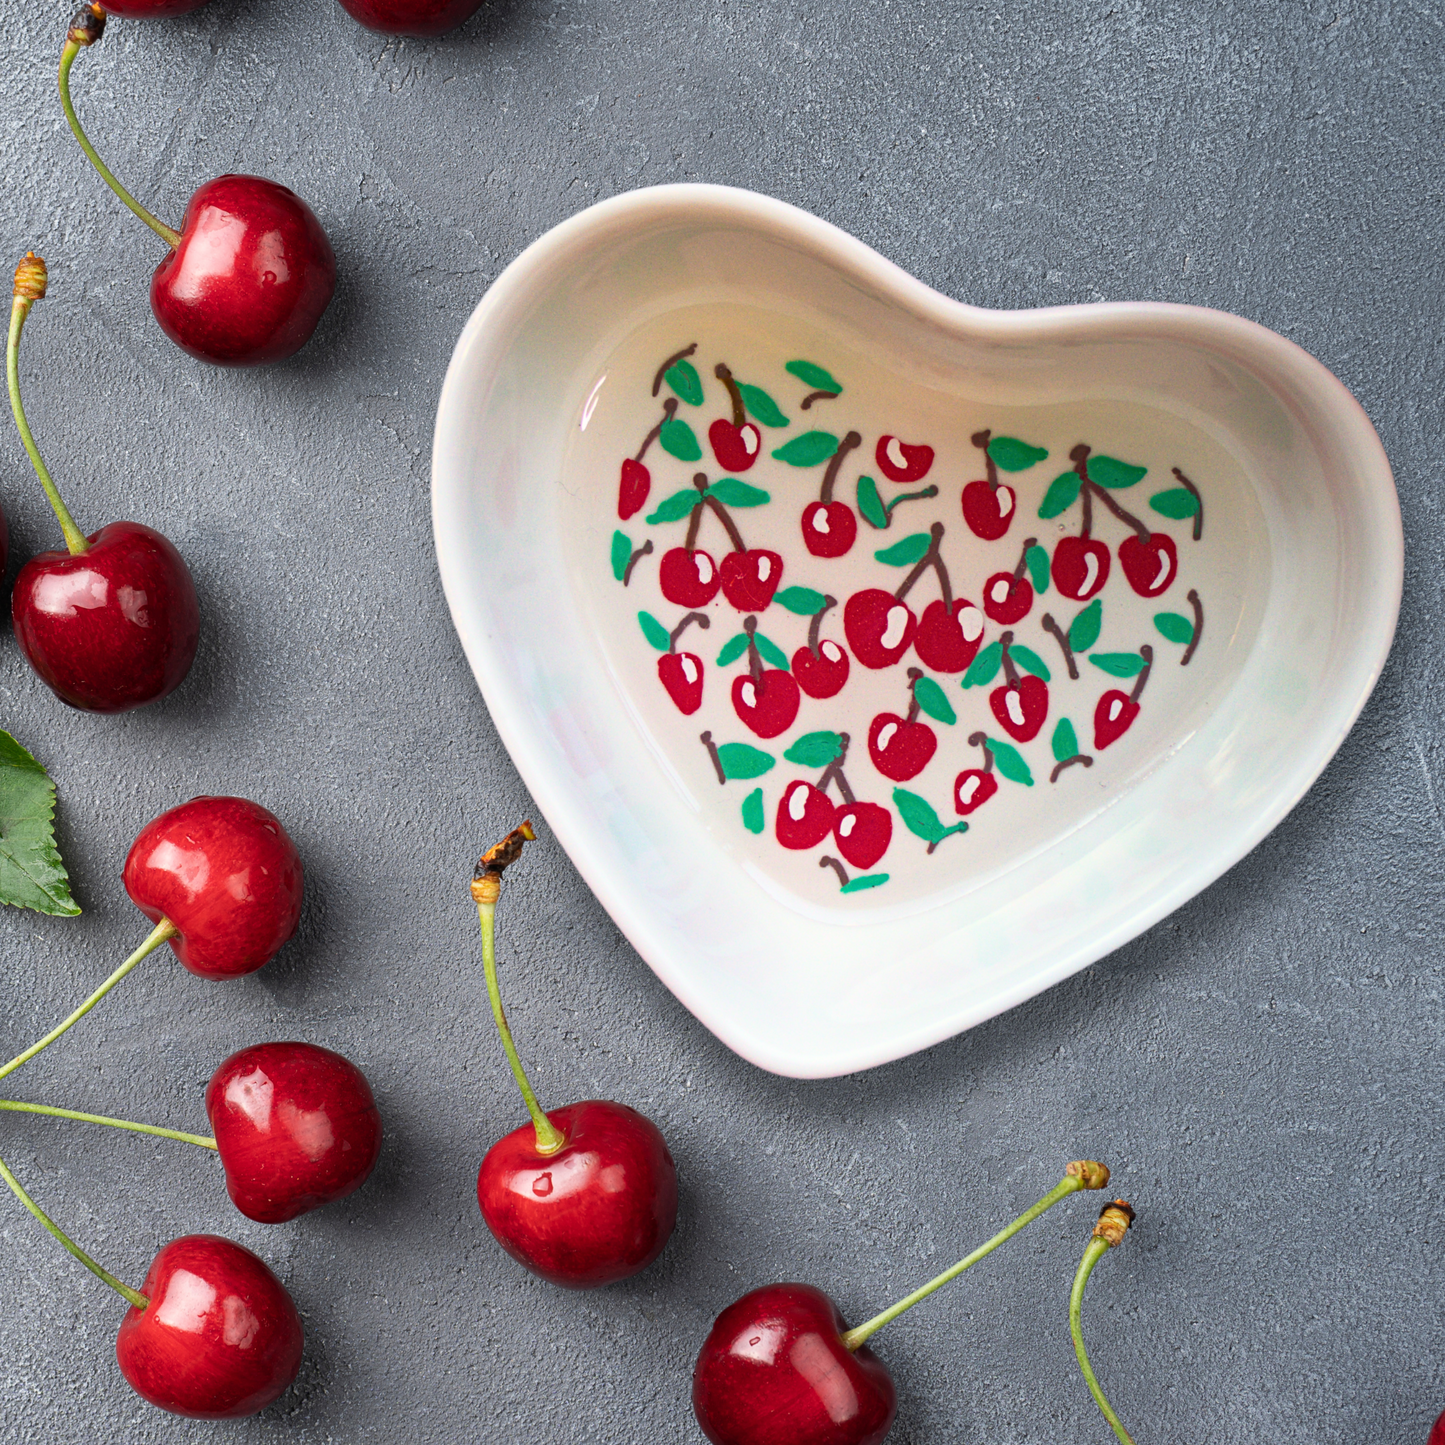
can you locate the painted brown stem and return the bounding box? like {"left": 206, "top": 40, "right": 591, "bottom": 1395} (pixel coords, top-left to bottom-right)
{"left": 808, "top": 595, "right": 837, "bottom": 659}
{"left": 819, "top": 856, "right": 850, "bottom": 887}
{"left": 634, "top": 397, "right": 678, "bottom": 461}
{"left": 972, "top": 428, "right": 998, "bottom": 491}
{"left": 714, "top": 363, "right": 746, "bottom": 428}
{"left": 622, "top": 538, "right": 654, "bottom": 585}
{"left": 894, "top": 522, "right": 945, "bottom": 603}
{"left": 1041, "top": 613, "right": 1078, "bottom": 680}
{"left": 999, "top": 631, "right": 1019, "bottom": 687}
{"left": 1172, "top": 467, "right": 1204, "bottom": 541}
{"left": 1013, "top": 536, "right": 1037, "bottom": 581}
{"left": 1182, "top": 590, "right": 1203, "bottom": 666}
{"left": 651, "top": 343, "right": 697, "bottom": 397}
{"left": 742, "top": 616, "right": 764, "bottom": 684}
{"left": 967, "top": 730, "right": 995, "bottom": 773}
{"left": 1086, "top": 481, "right": 1152, "bottom": 542}
{"left": 699, "top": 731, "right": 725, "bottom": 785}
{"left": 819, "top": 431, "right": 861, "bottom": 503}
{"left": 905, "top": 667, "right": 923, "bottom": 726}
{"left": 1050, "top": 754, "right": 1094, "bottom": 783}
{"left": 1130, "top": 646, "right": 1153, "bottom": 703}
{"left": 800, "top": 389, "right": 838, "bottom": 410}
{"left": 668, "top": 611, "right": 709, "bottom": 651}
{"left": 817, "top": 734, "right": 856, "bottom": 805}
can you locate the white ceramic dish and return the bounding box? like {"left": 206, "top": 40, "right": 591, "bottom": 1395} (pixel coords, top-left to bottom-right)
{"left": 432, "top": 184, "right": 1401, "bottom": 1079}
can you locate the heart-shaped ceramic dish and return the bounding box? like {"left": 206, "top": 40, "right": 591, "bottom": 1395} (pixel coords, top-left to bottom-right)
{"left": 433, "top": 184, "right": 1400, "bottom": 1079}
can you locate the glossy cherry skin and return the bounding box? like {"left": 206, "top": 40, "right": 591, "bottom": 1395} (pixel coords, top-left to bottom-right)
{"left": 913, "top": 598, "right": 983, "bottom": 674}
{"left": 337, "top": 0, "right": 485, "bottom": 36}
{"left": 954, "top": 768, "right": 998, "bottom": 815}
{"left": 478, "top": 1099, "right": 677, "bottom": 1289}
{"left": 867, "top": 714, "right": 935, "bottom": 782}
{"left": 732, "top": 670, "right": 800, "bottom": 739}
{"left": 150, "top": 176, "right": 335, "bottom": 367}
{"left": 843, "top": 590, "right": 915, "bottom": 670}
{"left": 693, "top": 1283, "right": 896, "bottom": 1445}
{"left": 982, "top": 571, "right": 1032, "bottom": 625}
{"left": 792, "top": 639, "right": 849, "bottom": 699}
{"left": 720, "top": 549, "right": 783, "bottom": 611}
{"left": 1428, "top": 1408, "right": 1445, "bottom": 1445}
{"left": 659, "top": 547, "right": 721, "bottom": 607}
{"left": 206, "top": 1042, "right": 382, "bottom": 1224}
{"left": 990, "top": 676, "right": 1049, "bottom": 743}
{"left": 775, "top": 781, "right": 836, "bottom": 850}
{"left": 801, "top": 501, "right": 856, "bottom": 558}
{"left": 1118, "top": 532, "right": 1178, "bottom": 597}
{"left": 1094, "top": 690, "right": 1140, "bottom": 749}
{"left": 659, "top": 652, "right": 705, "bottom": 714}
{"left": 11, "top": 521, "right": 198, "bottom": 713}
{"left": 875, "top": 435, "right": 933, "bottom": 484}
{"left": 115, "top": 1235, "right": 303, "bottom": 1420}
{"left": 124, "top": 796, "right": 304, "bottom": 979}
{"left": 961, "top": 478, "right": 1014, "bottom": 540}
{"left": 833, "top": 803, "right": 891, "bottom": 870}
{"left": 710, "top": 419, "right": 762, "bottom": 472}
{"left": 618, "top": 458, "right": 650, "bottom": 520}
{"left": 102, "top": 0, "right": 211, "bottom": 13}
{"left": 1051, "top": 536, "right": 1110, "bottom": 601}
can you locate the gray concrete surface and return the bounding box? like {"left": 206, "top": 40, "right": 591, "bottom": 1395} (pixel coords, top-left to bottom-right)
{"left": 0, "top": 0, "right": 1441, "bottom": 1439}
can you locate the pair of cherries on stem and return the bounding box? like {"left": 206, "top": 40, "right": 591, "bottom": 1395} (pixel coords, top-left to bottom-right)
{"left": 660, "top": 473, "right": 783, "bottom": 613}
{"left": 471, "top": 825, "right": 677, "bottom": 1289}
{"left": 104, "top": 0, "right": 483, "bottom": 33}
{"left": 773, "top": 734, "right": 892, "bottom": 869}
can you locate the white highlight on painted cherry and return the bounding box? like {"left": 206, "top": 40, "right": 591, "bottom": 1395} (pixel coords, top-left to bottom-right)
{"left": 757, "top": 556, "right": 772, "bottom": 581}
{"left": 740, "top": 681, "right": 757, "bottom": 708}
{"left": 695, "top": 553, "right": 714, "bottom": 583}
{"left": 1108, "top": 697, "right": 1124, "bottom": 722}
{"left": 875, "top": 722, "right": 898, "bottom": 751}
{"left": 1152, "top": 549, "right": 1173, "bottom": 589}
{"left": 882, "top": 605, "right": 909, "bottom": 648}
{"left": 961, "top": 606, "right": 984, "bottom": 641}
{"left": 990, "top": 578, "right": 1011, "bottom": 604}
{"left": 812, "top": 509, "right": 830, "bottom": 533}
{"left": 885, "top": 437, "right": 907, "bottom": 470}
{"left": 787, "top": 783, "right": 809, "bottom": 821}
{"left": 997, "top": 486, "right": 1013, "bottom": 517}
{"left": 1006, "top": 690, "right": 1026, "bottom": 726}
{"left": 822, "top": 641, "right": 841, "bottom": 661}
{"left": 838, "top": 812, "right": 856, "bottom": 838}
{"left": 958, "top": 775, "right": 980, "bottom": 805}
{"left": 680, "top": 656, "right": 698, "bottom": 683}
{"left": 1080, "top": 553, "right": 1098, "bottom": 595}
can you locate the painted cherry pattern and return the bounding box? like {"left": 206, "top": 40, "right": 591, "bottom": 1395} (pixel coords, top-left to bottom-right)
{"left": 1093, "top": 645, "right": 1152, "bottom": 750}
{"left": 791, "top": 595, "right": 851, "bottom": 700}
{"left": 657, "top": 611, "right": 711, "bottom": 715}
{"left": 954, "top": 733, "right": 1001, "bottom": 816}
{"left": 960, "top": 427, "right": 1016, "bottom": 541}
{"left": 659, "top": 473, "right": 725, "bottom": 607}
{"left": 875, "top": 434, "right": 934, "bottom": 484}
{"left": 731, "top": 617, "right": 800, "bottom": 739}
{"left": 800, "top": 430, "right": 861, "bottom": 558}
{"left": 988, "top": 632, "right": 1049, "bottom": 744}
{"left": 983, "top": 535, "right": 1038, "bottom": 626}
{"left": 775, "top": 777, "right": 837, "bottom": 851}
{"left": 909, "top": 527, "right": 985, "bottom": 675}
{"left": 618, "top": 396, "right": 678, "bottom": 521}
{"left": 1118, "top": 530, "right": 1179, "bottom": 598}
{"left": 844, "top": 522, "right": 957, "bottom": 671}
{"left": 868, "top": 669, "right": 938, "bottom": 783}
{"left": 776, "top": 734, "right": 891, "bottom": 869}
{"left": 710, "top": 363, "right": 763, "bottom": 472}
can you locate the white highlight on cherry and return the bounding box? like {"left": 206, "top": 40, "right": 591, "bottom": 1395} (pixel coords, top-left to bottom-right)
{"left": 1108, "top": 697, "right": 1124, "bottom": 722}
{"left": 961, "top": 606, "right": 983, "bottom": 642}
{"left": 959, "top": 775, "right": 980, "bottom": 805}
{"left": 788, "top": 783, "right": 810, "bottom": 822}
{"left": 990, "top": 578, "right": 1011, "bottom": 604}
{"left": 812, "top": 509, "right": 830, "bottom": 534}
{"left": 1006, "top": 690, "right": 1026, "bottom": 726}
{"left": 695, "top": 553, "right": 714, "bottom": 583}
{"left": 875, "top": 722, "right": 898, "bottom": 751}
{"left": 740, "top": 681, "right": 757, "bottom": 709}
{"left": 838, "top": 812, "right": 856, "bottom": 838}
{"left": 881, "top": 605, "right": 909, "bottom": 649}
{"left": 1152, "top": 550, "right": 1173, "bottom": 589}
{"left": 757, "top": 556, "right": 772, "bottom": 581}
{"left": 997, "top": 487, "right": 1013, "bottom": 518}
{"left": 1080, "top": 553, "right": 1098, "bottom": 595}
{"left": 822, "top": 641, "right": 841, "bottom": 661}
{"left": 744, "top": 427, "right": 759, "bottom": 456}
{"left": 886, "top": 437, "right": 907, "bottom": 470}
{"left": 680, "top": 656, "right": 698, "bottom": 683}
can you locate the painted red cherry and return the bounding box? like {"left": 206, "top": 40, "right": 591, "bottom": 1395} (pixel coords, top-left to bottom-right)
{"left": 914, "top": 597, "right": 983, "bottom": 674}
{"left": 659, "top": 546, "right": 722, "bottom": 607}
{"left": 801, "top": 500, "right": 856, "bottom": 558}
{"left": 843, "top": 589, "right": 916, "bottom": 670}
{"left": 124, "top": 796, "right": 304, "bottom": 979}
{"left": 961, "top": 477, "right": 1015, "bottom": 540}
{"left": 954, "top": 769, "right": 998, "bottom": 815}
{"left": 659, "top": 652, "right": 705, "bottom": 714}
{"left": 1429, "top": 1408, "right": 1445, "bottom": 1445}
{"left": 1094, "top": 690, "right": 1140, "bottom": 749}
{"left": 875, "top": 435, "right": 934, "bottom": 483}
{"left": 720, "top": 549, "right": 783, "bottom": 611}
{"left": 833, "top": 803, "right": 891, "bottom": 870}
{"left": 732, "top": 669, "right": 800, "bottom": 739}
{"left": 206, "top": 1042, "right": 382, "bottom": 1224}
{"left": 775, "top": 781, "right": 837, "bottom": 850}
{"left": 337, "top": 0, "right": 486, "bottom": 36}
{"left": 792, "top": 638, "right": 849, "bottom": 699}
{"left": 1118, "top": 532, "right": 1178, "bottom": 597}
{"left": 618, "top": 457, "right": 650, "bottom": 521}
{"left": 710, "top": 418, "right": 762, "bottom": 472}
{"left": 692, "top": 1283, "right": 896, "bottom": 1445}
{"left": 990, "top": 676, "right": 1048, "bottom": 743}
{"left": 983, "top": 569, "right": 1033, "bottom": 625}
{"left": 868, "top": 713, "right": 936, "bottom": 783}
{"left": 116, "top": 1234, "right": 303, "bottom": 1419}
{"left": 1051, "top": 536, "right": 1110, "bottom": 601}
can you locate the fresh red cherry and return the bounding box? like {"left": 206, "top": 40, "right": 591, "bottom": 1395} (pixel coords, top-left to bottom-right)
{"left": 982, "top": 568, "right": 1033, "bottom": 625}
{"left": 206, "top": 1042, "right": 382, "bottom": 1224}
{"left": 659, "top": 546, "right": 722, "bottom": 606}
{"left": 913, "top": 597, "right": 983, "bottom": 674}
{"left": 793, "top": 638, "right": 850, "bottom": 699}
{"left": 1429, "top": 1408, "right": 1445, "bottom": 1445}
{"left": 1118, "top": 532, "right": 1178, "bottom": 597}
{"left": 843, "top": 589, "right": 916, "bottom": 670}
{"left": 62, "top": 14, "right": 335, "bottom": 367}
{"left": 116, "top": 1234, "right": 303, "bottom": 1419}
{"left": 692, "top": 1283, "right": 896, "bottom": 1445}
{"left": 953, "top": 768, "right": 998, "bottom": 815}
{"left": 833, "top": 802, "right": 891, "bottom": 870}
{"left": 618, "top": 457, "right": 650, "bottom": 521}
{"left": 124, "top": 796, "right": 304, "bottom": 979}
{"left": 1051, "top": 536, "right": 1110, "bottom": 601}
{"left": 875, "top": 435, "right": 934, "bottom": 484}
{"left": 1093, "top": 690, "right": 1139, "bottom": 749}
{"left": 98, "top": 0, "right": 210, "bottom": 13}
{"left": 775, "top": 781, "right": 837, "bottom": 850}
{"left": 659, "top": 651, "right": 705, "bottom": 714}
{"left": 961, "top": 477, "right": 1015, "bottom": 540}
{"left": 867, "top": 713, "right": 935, "bottom": 782}
{"left": 801, "top": 499, "right": 856, "bottom": 558}
{"left": 990, "top": 675, "right": 1048, "bottom": 743}
{"left": 720, "top": 549, "right": 783, "bottom": 611}
{"left": 337, "top": 0, "right": 486, "bottom": 36}
{"left": 710, "top": 418, "right": 763, "bottom": 472}
{"left": 732, "top": 669, "right": 800, "bottom": 739}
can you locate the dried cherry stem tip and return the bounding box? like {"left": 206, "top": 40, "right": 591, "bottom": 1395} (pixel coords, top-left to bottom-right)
{"left": 471, "top": 825, "right": 565, "bottom": 1157}
{"left": 840, "top": 1161, "right": 1109, "bottom": 1351}
{"left": 0, "top": 1099, "right": 216, "bottom": 1150}
{"left": 1070, "top": 1199, "right": 1137, "bottom": 1445}
{"left": 8, "top": 256, "right": 88, "bottom": 556}
{"left": 0, "top": 1151, "right": 147, "bottom": 1309}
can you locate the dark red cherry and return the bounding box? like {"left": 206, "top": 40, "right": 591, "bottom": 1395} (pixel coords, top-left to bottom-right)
{"left": 1118, "top": 533, "right": 1178, "bottom": 597}
{"left": 659, "top": 652, "right": 705, "bottom": 714}
{"left": 618, "top": 457, "right": 650, "bottom": 520}
{"left": 989, "top": 676, "right": 1048, "bottom": 743}
{"left": 775, "top": 781, "right": 837, "bottom": 850}
{"left": 720, "top": 549, "right": 783, "bottom": 611}
{"left": 801, "top": 500, "right": 856, "bottom": 558}
{"left": 1050, "top": 536, "right": 1110, "bottom": 601}
{"left": 337, "top": 0, "right": 486, "bottom": 36}
{"left": 1094, "top": 690, "right": 1140, "bottom": 749}
{"left": 833, "top": 803, "right": 891, "bottom": 870}
{"left": 710, "top": 419, "right": 762, "bottom": 472}
{"left": 792, "top": 639, "right": 850, "bottom": 699}
{"left": 843, "top": 589, "right": 916, "bottom": 670}
{"left": 954, "top": 769, "right": 998, "bottom": 815}
{"left": 913, "top": 598, "right": 983, "bottom": 674}
{"left": 867, "top": 713, "right": 936, "bottom": 782}
{"left": 732, "top": 670, "right": 800, "bottom": 739}
{"left": 875, "top": 435, "right": 933, "bottom": 484}
{"left": 982, "top": 571, "right": 1033, "bottom": 625}
{"left": 961, "top": 478, "right": 1015, "bottom": 540}
{"left": 659, "top": 547, "right": 722, "bottom": 607}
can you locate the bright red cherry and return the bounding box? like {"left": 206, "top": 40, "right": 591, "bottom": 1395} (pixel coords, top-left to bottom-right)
{"left": 793, "top": 638, "right": 849, "bottom": 699}
{"left": 1051, "top": 536, "right": 1110, "bottom": 601}
{"left": 1118, "top": 532, "right": 1178, "bottom": 597}
{"left": 867, "top": 713, "right": 935, "bottom": 782}
{"left": 710, "top": 418, "right": 762, "bottom": 472}
{"left": 732, "top": 668, "right": 800, "bottom": 739}
{"left": 982, "top": 569, "right": 1032, "bottom": 625}
{"left": 124, "top": 796, "right": 304, "bottom": 979}
{"left": 659, "top": 651, "right": 705, "bottom": 714}
{"left": 990, "top": 675, "right": 1048, "bottom": 743}
{"left": 206, "top": 1042, "right": 383, "bottom": 1224}
{"left": 801, "top": 500, "right": 856, "bottom": 558}
{"left": 961, "top": 477, "right": 1014, "bottom": 540}
{"left": 843, "top": 590, "right": 916, "bottom": 670}
{"left": 953, "top": 768, "right": 997, "bottom": 815}
{"left": 337, "top": 0, "right": 486, "bottom": 36}
{"left": 116, "top": 1235, "right": 303, "bottom": 1420}
{"left": 875, "top": 435, "right": 933, "bottom": 484}
{"left": 720, "top": 549, "right": 783, "bottom": 611}
{"left": 775, "top": 781, "right": 837, "bottom": 850}
{"left": 659, "top": 546, "right": 722, "bottom": 607}
{"left": 833, "top": 802, "right": 891, "bottom": 870}
{"left": 913, "top": 597, "right": 983, "bottom": 674}
{"left": 618, "top": 457, "right": 651, "bottom": 521}
{"left": 1094, "top": 690, "right": 1139, "bottom": 749}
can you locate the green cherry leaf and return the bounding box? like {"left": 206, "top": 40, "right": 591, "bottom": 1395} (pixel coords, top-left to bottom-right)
{"left": 892, "top": 788, "right": 946, "bottom": 844}
{"left": 0, "top": 732, "right": 80, "bottom": 916}
{"left": 912, "top": 676, "right": 957, "bottom": 725}
{"left": 1154, "top": 611, "right": 1195, "bottom": 645}
{"left": 646, "top": 489, "right": 701, "bottom": 525}
{"left": 987, "top": 436, "right": 1048, "bottom": 472}
{"left": 1024, "top": 544, "right": 1050, "bottom": 594}
{"left": 741, "top": 788, "right": 765, "bottom": 834}
{"left": 786, "top": 359, "right": 842, "bottom": 394}
{"left": 1149, "top": 488, "right": 1200, "bottom": 520}
{"left": 961, "top": 641, "right": 1003, "bottom": 689}
{"left": 1009, "top": 644, "right": 1051, "bottom": 682}
{"left": 774, "top": 586, "right": 827, "bottom": 616}
{"left": 717, "top": 743, "right": 775, "bottom": 781}
{"left": 610, "top": 530, "right": 631, "bottom": 582}
{"left": 737, "top": 383, "right": 789, "bottom": 428}
{"left": 987, "top": 737, "right": 1034, "bottom": 787}
{"left": 637, "top": 611, "right": 671, "bottom": 652}
{"left": 784, "top": 731, "right": 843, "bottom": 767}
{"left": 707, "top": 477, "right": 771, "bottom": 508}
{"left": 857, "top": 476, "right": 889, "bottom": 530}
{"left": 659, "top": 415, "right": 703, "bottom": 462}
{"left": 840, "top": 872, "right": 889, "bottom": 893}
{"left": 753, "top": 634, "right": 791, "bottom": 672}
{"left": 874, "top": 532, "right": 931, "bottom": 567}
{"left": 664, "top": 359, "right": 703, "bottom": 406}
{"left": 1068, "top": 598, "right": 1102, "bottom": 654}
{"left": 1089, "top": 652, "right": 1147, "bottom": 677}
{"left": 716, "top": 633, "right": 750, "bottom": 667}
{"left": 1088, "top": 454, "right": 1147, "bottom": 489}
{"left": 771, "top": 431, "right": 839, "bottom": 467}
{"left": 1051, "top": 717, "right": 1079, "bottom": 764}
{"left": 1038, "top": 470, "right": 1083, "bottom": 519}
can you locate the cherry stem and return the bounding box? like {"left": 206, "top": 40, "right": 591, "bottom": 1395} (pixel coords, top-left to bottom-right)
{"left": 1070, "top": 1202, "right": 1137, "bottom": 1445}
{"left": 622, "top": 538, "right": 653, "bottom": 586}
{"left": 1172, "top": 466, "right": 1204, "bottom": 541}
{"left": 651, "top": 343, "right": 696, "bottom": 397}
{"left": 841, "top": 1164, "right": 1108, "bottom": 1351}
{"left": 471, "top": 826, "right": 566, "bottom": 1157}
{"left": 819, "top": 431, "right": 861, "bottom": 504}
{"left": 1013, "top": 537, "right": 1036, "bottom": 581}
{"left": 714, "top": 363, "right": 746, "bottom": 428}
{"left": 634, "top": 399, "right": 678, "bottom": 462}
{"left": 699, "top": 731, "right": 726, "bottom": 785}
{"left": 743, "top": 616, "right": 764, "bottom": 684}
{"left": 885, "top": 485, "right": 939, "bottom": 517}
{"left": 7, "top": 271, "right": 88, "bottom": 556}
{"left": 705, "top": 499, "right": 746, "bottom": 552}
{"left": 818, "top": 857, "right": 850, "bottom": 887}
{"left": 807, "top": 595, "right": 836, "bottom": 659}
{"left": 999, "top": 631, "right": 1019, "bottom": 688}
{"left": 1050, "top": 755, "right": 1093, "bottom": 783}
{"left": 0, "top": 1149, "right": 147, "bottom": 1309}
{"left": 1129, "top": 646, "right": 1153, "bottom": 703}
{"left": 1041, "top": 614, "right": 1078, "bottom": 680}
{"left": 59, "top": 27, "right": 181, "bottom": 251}
{"left": 971, "top": 429, "right": 998, "bottom": 491}
{"left": 0, "top": 1099, "right": 216, "bottom": 1150}
{"left": 817, "top": 735, "right": 855, "bottom": 805}
{"left": 668, "top": 611, "right": 709, "bottom": 651}
{"left": 1182, "top": 589, "right": 1204, "bottom": 666}
{"left": 894, "top": 523, "right": 944, "bottom": 603}
{"left": 799, "top": 389, "right": 837, "bottom": 410}
{"left": 967, "top": 731, "right": 995, "bottom": 773}
{"left": 693, "top": 472, "right": 747, "bottom": 552}
{"left": 905, "top": 668, "right": 923, "bottom": 726}
{"left": 1080, "top": 477, "right": 1094, "bottom": 538}
{"left": 0, "top": 919, "right": 177, "bottom": 1085}
{"left": 1086, "top": 480, "right": 1151, "bottom": 543}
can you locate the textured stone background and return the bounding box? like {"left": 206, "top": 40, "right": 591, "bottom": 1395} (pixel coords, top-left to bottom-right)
{"left": 0, "top": 0, "right": 1441, "bottom": 1440}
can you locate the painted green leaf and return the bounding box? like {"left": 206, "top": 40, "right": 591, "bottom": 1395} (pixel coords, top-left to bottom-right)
{"left": 610, "top": 530, "right": 631, "bottom": 582}
{"left": 716, "top": 633, "right": 750, "bottom": 667}
{"left": 717, "top": 743, "right": 775, "bottom": 781}
{"left": 707, "top": 477, "right": 770, "bottom": 508}
{"left": 857, "top": 476, "right": 888, "bottom": 529}
{"left": 664, "top": 359, "right": 703, "bottom": 406}
{"left": 0, "top": 732, "right": 80, "bottom": 916}
{"left": 637, "top": 611, "right": 671, "bottom": 652}
{"left": 659, "top": 415, "right": 702, "bottom": 462}
{"left": 775, "top": 586, "right": 827, "bottom": 616}
{"left": 737, "top": 383, "right": 789, "bottom": 428}
{"left": 1010, "top": 644, "right": 1051, "bottom": 682}
{"left": 1149, "top": 487, "right": 1199, "bottom": 520}
{"left": 841, "top": 872, "right": 889, "bottom": 893}
{"left": 786, "top": 359, "right": 841, "bottom": 394}
{"left": 1154, "top": 611, "right": 1195, "bottom": 645}
{"left": 646, "top": 489, "right": 700, "bottom": 525}
{"left": 1038, "top": 470, "right": 1083, "bottom": 519}
{"left": 912, "top": 676, "right": 956, "bottom": 725}
{"left": 892, "top": 788, "right": 947, "bottom": 844}
{"left": 753, "top": 634, "right": 791, "bottom": 672}
{"left": 987, "top": 737, "right": 1034, "bottom": 787}
{"left": 741, "top": 788, "right": 765, "bottom": 834}
{"left": 1025, "top": 544, "right": 1050, "bottom": 594}
{"left": 1068, "top": 598, "right": 1102, "bottom": 654}
{"left": 988, "top": 436, "right": 1048, "bottom": 472}
{"left": 1088, "top": 454, "right": 1147, "bottom": 489}
{"left": 771, "top": 431, "right": 839, "bottom": 467}
{"left": 1051, "top": 717, "right": 1079, "bottom": 764}
{"left": 874, "top": 532, "right": 931, "bottom": 567}
{"left": 1089, "top": 652, "right": 1147, "bottom": 677}
{"left": 784, "top": 731, "right": 843, "bottom": 767}
{"left": 961, "top": 641, "right": 1003, "bottom": 689}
